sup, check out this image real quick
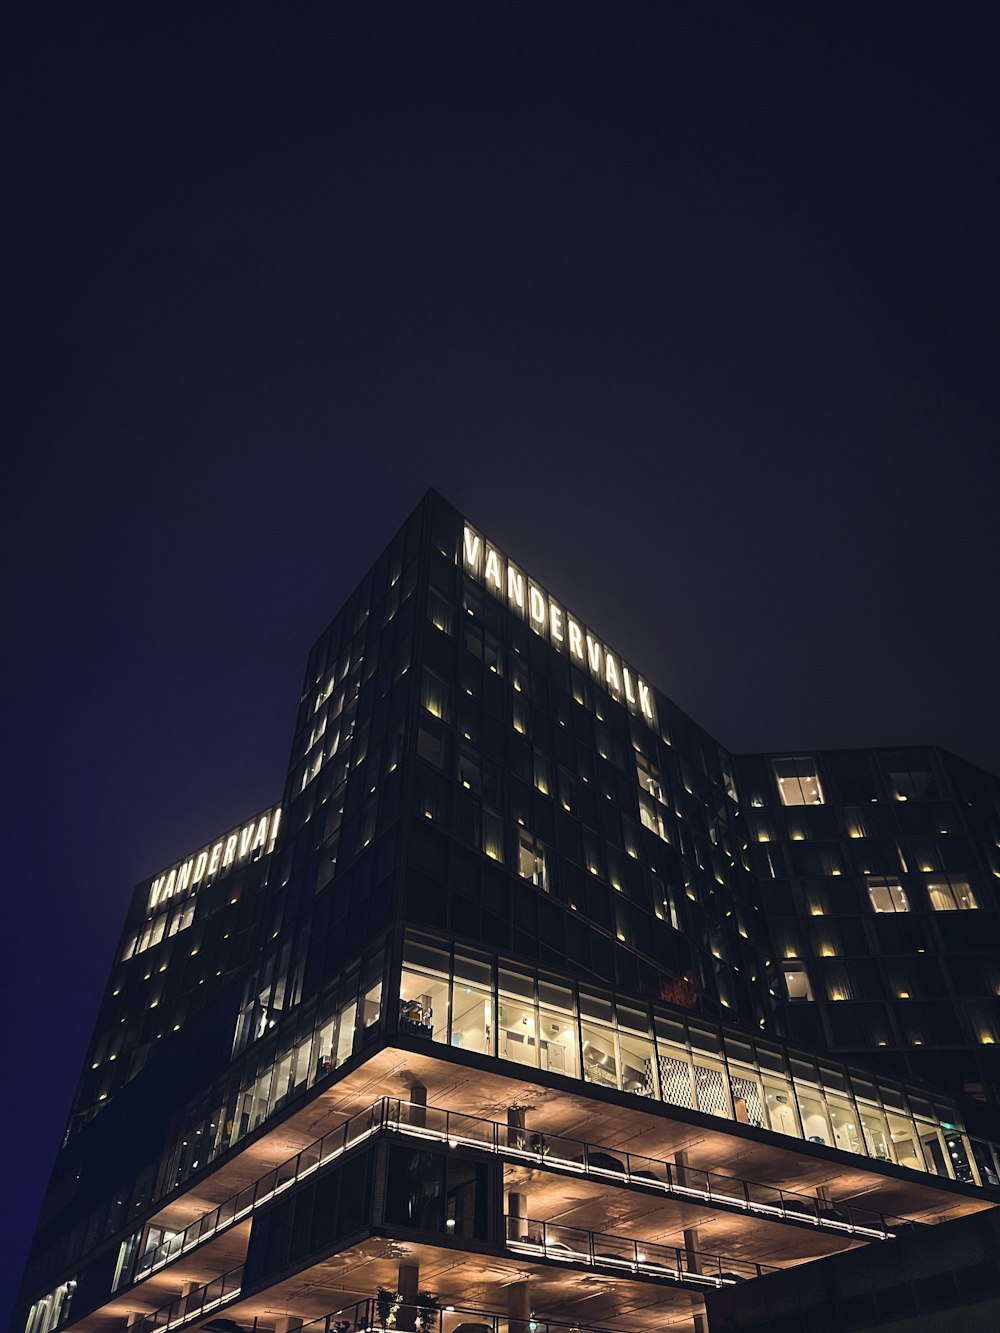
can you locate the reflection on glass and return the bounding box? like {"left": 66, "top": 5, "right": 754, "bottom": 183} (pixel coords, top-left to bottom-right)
{"left": 451, "top": 985, "right": 492, "bottom": 1054}
{"left": 539, "top": 1008, "right": 579, "bottom": 1077}
{"left": 859, "top": 1106, "right": 891, "bottom": 1161}
{"left": 582, "top": 1024, "right": 619, "bottom": 1089}
{"left": 619, "top": 1033, "right": 656, "bottom": 1098}
{"left": 764, "top": 1080, "right": 801, "bottom": 1137}
{"left": 887, "top": 1114, "right": 923, "bottom": 1170}
{"left": 498, "top": 1000, "right": 537, "bottom": 1066}
{"left": 798, "top": 1090, "right": 832, "bottom": 1146}
{"left": 828, "top": 1097, "right": 862, "bottom": 1154}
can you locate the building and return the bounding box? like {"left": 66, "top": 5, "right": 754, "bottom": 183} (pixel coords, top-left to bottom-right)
{"left": 703, "top": 1205, "right": 1000, "bottom": 1332}
{"left": 734, "top": 747, "right": 1000, "bottom": 1113}
{"left": 15, "top": 490, "right": 1000, "bottom": 1333}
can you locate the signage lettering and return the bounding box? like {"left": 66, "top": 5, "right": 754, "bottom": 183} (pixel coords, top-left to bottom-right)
{"left": 147, "top": 806, "right": 282, "bottom": 913}
{"left": 462, "top": 524, "right": 657, "bottom": 727}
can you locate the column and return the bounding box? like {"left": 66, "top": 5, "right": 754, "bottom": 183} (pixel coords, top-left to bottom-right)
{"left": 407, "top": 1082, "right": 427, "bottom": 1130}
{"left": 683, "top": 1226, "right": 701, "bottom": 1277}
{"left": 508, "top": 1190, "right": 529, "bottom": 1242}
{"left": 397, "top": 1261, "right": 419, "bottom": 1332}
{"left": 507, "top": 1105, "right": 526, "bottom": 1149}
{"left": 683, "top": 1224, "right": 708, "bottom": 1333}
{"left": 508, "top": 1279, "right": 531, "bottom": 1333}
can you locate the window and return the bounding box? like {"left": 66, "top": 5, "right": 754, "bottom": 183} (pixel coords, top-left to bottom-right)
{"left": 637, "top": 756, "right": 668, "bottom": 839}
{"left": 889, "top": 768, "right": 936, "bottom": 801}
{"left": 867, "top": 876, "right": 910, "bottom": 913}
{"left": 636, "top": 754, "right": 665, "bottom": 803}
{"left": 427, "top": 589, "right": 454, "bottom": 636}
{"left": 517, "top": 831, "right": 547, "bottom": 890}
{"left": 421, "top": 668, "right": 451, "bottom": 722}
{"left": 926, "top": 875, "right": 978, "bottom": 911}
{"left": 773, "top": 756, "right": 824, "bottom": 806}
{"left": 783, "top": 964, "right": 814, "bottom": 1002}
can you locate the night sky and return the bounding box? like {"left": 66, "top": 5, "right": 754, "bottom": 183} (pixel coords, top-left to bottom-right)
{"left": 4, "top": 1, "right": 999, "bottom": 1323}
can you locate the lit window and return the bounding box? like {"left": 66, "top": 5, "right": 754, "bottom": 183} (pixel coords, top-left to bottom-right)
{"left": 636, "top": 754, "right": 665, "bottom": 803}
{"left": 866, "top": 876, "right": 910, "bottom": 913}
{"left": 420, "top": 668, "right": 450, "bottom": 722}
{"left": 783, "top": 965, "right": 814, "bottom": 1002}
{"left": 636, "top": 755, "right": 668, "bottom": 839}
{"left": 926, "top": 875, "right": 978, "bottom": 911}
{"left": 517, "top": 831, "right": 547, "bottom": 890}
{"left": 773, "top": 756, "right": 824, "bottom": 806}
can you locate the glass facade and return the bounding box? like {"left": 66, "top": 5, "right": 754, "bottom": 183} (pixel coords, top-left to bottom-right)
{"left": 398, "top": 928, "right": 998, "bottom": 1183}
{"left": 14, "top": 491, "right": 1000, "bottom": 1333}
{"left": 735, "top": 747, "right": 1000, "bottom": 1106}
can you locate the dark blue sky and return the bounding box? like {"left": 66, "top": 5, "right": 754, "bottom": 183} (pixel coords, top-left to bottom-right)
{"left": 3, "top": 2, "right": 999, "bottom": 1324}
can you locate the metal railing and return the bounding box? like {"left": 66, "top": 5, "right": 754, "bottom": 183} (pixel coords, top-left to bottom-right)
{"left": 135, "top": 1265, "right": 243, "bottom": 1333}
{"left": 388, "top": 1099, "right": 908, "bottom": 1239}
{"left": 131, "top": 1095, "right": 907, "bottom": 1288}
{"left": 506, "top": 1215, "right": 773, "bottom": 1286}
{"left": 296, "top": 1296, "right": 633, "bottom": 1333}
{"left": 135, "top": 1103, "right": 384, "bottom": 1277}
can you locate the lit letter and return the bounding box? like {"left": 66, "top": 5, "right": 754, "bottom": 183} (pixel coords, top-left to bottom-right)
{"left": 176, "top": 859, "right": 193, "bottom": 894}
{"left": 161, "top": 868, "right": 177, "bottom": 903}
{"left": 252, "top": 815, "right": 270, "bottom": 851}
{"left": 638, "top": 680, "right": 655, "bottom": 721}
{"left": 586, "top": 634, "right": 602, "bottom": 675}
{"left": 605, "top": 652, "right": 622, "bottom": 694}
{"left": 550, "top": 604, "right": 564, "bottom": 644}
{"left": 149, "top": 875, "right": 166, "bottom": 910}
{"left": 239, "top": 822, "right": 255, "bottom": 858}
{"left": 622, "top": 666, "right": 637, "bottom": 706}
{"left": 462, "top": 526, "right": 481, "bottom": 570}
{"left": 528, "top": 585, "right": 546, "bottom": 631}
{"left": 484, "top": 546, "right": 503, "bottom": 592}
{"left": 267, "top": 807, "right": 281, "bottom": 852}
{"left": 568, "top": 619, "right": 585, "bottom": 662}
{"left": 222, "top": 834, "right": 239, "bottom": 868}
{"left": 207, "top": 841, "right": 223, "bottom": 875}
{"left": 191, "top": 851, "right": 209, "bottom": 885}
{"left": 507, "top": 565, "right": 525, "bottom": 611}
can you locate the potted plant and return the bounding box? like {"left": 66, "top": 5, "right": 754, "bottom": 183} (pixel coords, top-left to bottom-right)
{"left": 415, "top": 1290, "right": 439, "bottom": 1330}
{"left": 375, "top": 1286, "right": 401, "bottom": 1329}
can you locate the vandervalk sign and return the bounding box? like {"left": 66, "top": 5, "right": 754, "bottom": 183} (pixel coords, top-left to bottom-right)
{"left": 462, "top": 524, "right": 657, "bottom": 728}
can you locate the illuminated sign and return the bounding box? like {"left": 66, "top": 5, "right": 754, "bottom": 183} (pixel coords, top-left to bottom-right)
{"left": 146, "top": 805, "right": 282, "bottom": 914}
{"left": 462, "top": 524, "right": 657, "bottom": 727}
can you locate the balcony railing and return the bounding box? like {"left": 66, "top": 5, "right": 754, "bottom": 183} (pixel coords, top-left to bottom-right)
{"left": 131, "top": 1095, "right": 909, "bottom": 1288}
{"left": 506, "top": 1215, "right": 774, "bottom": 1286}
{"left": 136, "top": 1265, "right": 243, "bottom": 1333}
{"left": 134, "top": 1103, "right": 384, "bottom": 1278}
{"left": 296, "top": 1296, "right": 635, "bottom": 1333}
{"left": 398, "top": 1099, "right": 905, "bottom": 1238}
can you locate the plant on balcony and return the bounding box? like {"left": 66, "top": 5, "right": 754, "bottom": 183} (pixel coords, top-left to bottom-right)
{"left": 415, "top": 1290, "right": 439, "bottom": 1330}
{"left": 375, "top": 1286, "right": 401, "bottom": 1328}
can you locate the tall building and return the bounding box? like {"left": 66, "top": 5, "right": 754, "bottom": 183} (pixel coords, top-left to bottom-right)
{"left": 16, "top": 491, "right": 1000, "bottom": 1333}
{"left": 735, "top": 747, "right": 1000, "bottom": 1107}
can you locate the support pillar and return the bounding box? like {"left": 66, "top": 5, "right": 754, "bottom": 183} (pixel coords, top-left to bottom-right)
{"left": 507, "top": 1105, "right": 526, "bottom": 1149}
{"left": 508, "top": 1190, "right": 529, "bottom": 1242}
{"left": 178, "top": 1282, "right": 196, "bottom": 1317}
{"left": 275, "top": 1320, "right": 302, "bottom": 1333}
{"left": 397, "top": 1261, "right": 419, "bottom": 1332}
{"left": 508, "top": 1279, "right": 531, "bottom": 1333}
{"left": 674, "top": 1147, "right": 690, "bottom": 1189}
{"left": 683, "top": 1224, "right": 709, "bottom": 1333}
{"left": 407, "top": 1083, "right": 427, "bottom": 1129}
